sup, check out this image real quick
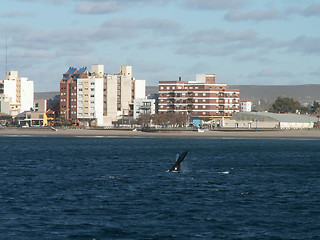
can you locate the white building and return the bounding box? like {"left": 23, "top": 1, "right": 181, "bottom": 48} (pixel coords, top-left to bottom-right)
{"left": 77, "top": 77, "right": 104, "bottom": 126}
{"left": 133, "top": 98, "right": 156, "bottom": 119}
{"left": 0, "top": 71, "right": 34, "bottom": 116}
{"left": 223, "top": 112, "right": 317, "bottom": 130}
{"left": 240, "top": 99, "right": 252, "bottom": 112}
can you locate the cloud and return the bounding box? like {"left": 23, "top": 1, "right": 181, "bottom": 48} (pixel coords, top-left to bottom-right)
{"left": 0, "top": 11, "right": 35, "bottom": 18}
{"left": 75, "top": 1, "right": 122, "bottom": 14}
{"left": 74, "top": 0, "right": 171, "bottom": 14}
{"left": 176, "top": 28, "right": 262, "bottom": 56}
{"left": 288, "top": 36, "right": 320, "bottom": 55}
{"left": 303, "top": 3, "right": 320, "bottom": 16}
{"left": 182, "top": 0, "right": 247, "bottom": 10}
{"left": 247, "top": 69, "right": 293, "bottom": 79}
{"left": 224, "top": 9, "right": 284, "bottom": 22}
{"left": 95, "top": 18, "right": 181, "bottom": 39}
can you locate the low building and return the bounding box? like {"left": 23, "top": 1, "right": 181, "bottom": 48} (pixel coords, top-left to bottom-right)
{"left": 223, "top": 112, "right": 318, "bottom": 130}
{"left": 133, "top": 98, "right": 156, "bottom": 119}
{"left": 240, "top": 99, "right": 252, "bottom": 112}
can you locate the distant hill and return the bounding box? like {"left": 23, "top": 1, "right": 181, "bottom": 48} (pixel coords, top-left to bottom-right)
{"left": 35, "top": 92, "right": 59, "bottom": 100}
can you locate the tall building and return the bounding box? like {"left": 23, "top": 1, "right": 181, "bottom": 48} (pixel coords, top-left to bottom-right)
{"left": 77, "top": 77, "right": 104, "bottom": 126}
{"left": 60, "top": 67, "right": 89, "bottom": 122}
{"left": 59, "top": 65, "right": 144, "bottom": 126}
{"left": 158, "top": 74, "right": 240, "bottom": 123}
{"left": 0, "top": 71, "right": 34, "bottom": 116}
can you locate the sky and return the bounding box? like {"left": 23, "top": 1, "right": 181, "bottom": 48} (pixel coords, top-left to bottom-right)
{"left": 0, "top": 0, "right": 320, "bottom": 92}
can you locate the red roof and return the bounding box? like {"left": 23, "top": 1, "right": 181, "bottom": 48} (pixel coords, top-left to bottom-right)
{"left": 241, "top": 99, "right": 251, "bottom": 102}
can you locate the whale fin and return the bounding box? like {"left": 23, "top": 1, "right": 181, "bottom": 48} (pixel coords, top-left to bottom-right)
{"left": 169, "top": 151, "right": 188, "bottom": 172}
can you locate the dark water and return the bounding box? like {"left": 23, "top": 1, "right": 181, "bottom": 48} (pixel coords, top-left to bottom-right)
{"left": 1, "top": 137, "right": 320, "bottom": 240}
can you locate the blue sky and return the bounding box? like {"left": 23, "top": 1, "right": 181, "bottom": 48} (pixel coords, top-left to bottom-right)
{"left": 1, "top": 0, "right": 320, "bottom": 92}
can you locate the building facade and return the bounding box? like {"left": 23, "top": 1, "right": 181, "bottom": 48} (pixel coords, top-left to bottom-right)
{"left": 133, "top": 98, "right": 156, "bottom": 119}
{"left": 0, "top": 71, "right": 34, "bottom": 116}
{"left": 240, "top": 99, "right": 252, "bottom": 112}
{"left": 158, "top": 74, "right": 240, "bottom": 122}
{"left": 59, "top": 65, "right": 145, "bottom": 126}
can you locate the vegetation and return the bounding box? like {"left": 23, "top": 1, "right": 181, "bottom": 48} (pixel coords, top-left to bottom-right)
{"left": 269, "top": 97, "right": 304, "bottom": 113}
{"left": 269, "top": 97, "right": 320, "bottom": 114}
{"left": 135, "top": 112, "right": 187, "bottom": 127}
{"left": 311, "top": 101, "right": 320, "bottom": 114}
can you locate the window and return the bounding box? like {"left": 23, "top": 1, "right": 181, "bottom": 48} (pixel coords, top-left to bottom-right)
{"left": 160, "top": 87, "right": 164, "bottom": 90}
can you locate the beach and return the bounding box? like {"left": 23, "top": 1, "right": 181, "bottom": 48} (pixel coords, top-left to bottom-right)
{"left": 1, "top": 127, "right": 320, "bottom": 139}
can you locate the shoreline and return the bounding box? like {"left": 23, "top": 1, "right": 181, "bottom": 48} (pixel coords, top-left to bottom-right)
{"left": 1, "top": 128, "right": 320, "bottom": 139}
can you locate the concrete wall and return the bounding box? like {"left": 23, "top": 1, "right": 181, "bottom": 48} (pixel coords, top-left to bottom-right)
{"left": 223, "top": 119, "right": 279, "bottom": 129}
{"left": 280, "top": 122, "right": 314, "bottom": 129}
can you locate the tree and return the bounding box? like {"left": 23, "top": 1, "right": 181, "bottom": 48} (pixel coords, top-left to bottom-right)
{"left": 269, "top": 97, "right": 302, "bottom": 113}
{"left": 152, "top": 113, "right": 187, "bottom": 127}
{"left": 136, "top": 114, "right": 152, "bottom": 126}
{"left": 311, "top": 101, "right": 320, "bottom": 114}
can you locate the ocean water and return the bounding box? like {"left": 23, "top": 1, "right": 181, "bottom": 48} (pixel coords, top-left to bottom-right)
{"left": 1, "top": 136, "right": 320, "bottom": 240}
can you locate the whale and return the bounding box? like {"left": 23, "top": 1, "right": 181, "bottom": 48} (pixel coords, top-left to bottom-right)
{"left": 169, "top": 151, "right": 189, "bottom": 172}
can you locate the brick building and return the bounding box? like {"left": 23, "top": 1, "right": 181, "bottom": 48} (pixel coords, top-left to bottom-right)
{"left": 158, "top": 74, "right": 240, "bottom": 123}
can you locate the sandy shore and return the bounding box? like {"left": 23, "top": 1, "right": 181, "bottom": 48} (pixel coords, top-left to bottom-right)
{"left": 1, "top": 127, "right": 320, "bottom": 139}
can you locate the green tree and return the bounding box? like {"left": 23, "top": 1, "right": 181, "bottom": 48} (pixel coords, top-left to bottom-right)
{"left": 311, "top": 101, "right": 320, "bottom": 113}
{"left": 269, "top": 97, "right": 302, "bottom": 113}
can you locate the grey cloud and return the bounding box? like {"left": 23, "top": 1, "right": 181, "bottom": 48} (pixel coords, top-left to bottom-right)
{"left": 247, "top": 69, "right": 293, "bottom": 79}
{"left": 75, "top": 1, "right": 122, "bottom": 14}
{"left": 224, "top": 9, "right": 283, "bottom": 22}
{"left": 0, "top": 11, "right": 35, "bottom": 18}
{"left": 176, "top": 27, "right": 288, "bottom": 57}
{"left": 288, "top": 36, "right": 320, "bottom": 55}
{"left": 303, "top": 3, "right": 320, "bottom": 16}
{"left": 96, "top": 18, "right": 181, "bottom": 38}
{"left": 182, "top": 0, "right": 247, "bottom": 10}
{"left": 74, "top": 0, "right": 171, "bottom": 14}
{"left": 182, "top": 29, "right": 257, "bottom": 44}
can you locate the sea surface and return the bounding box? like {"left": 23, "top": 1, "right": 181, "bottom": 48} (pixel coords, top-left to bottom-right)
{"left": 1, "top": 136, "right": 320, "bottom": 240}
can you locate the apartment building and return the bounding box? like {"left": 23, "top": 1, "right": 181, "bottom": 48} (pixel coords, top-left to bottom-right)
{"left": 77, "top": 77, "right": 104, "bottom": 126}
{"left": 59, "top": 64, "right": 145, "bottom": 126}
{"left": 60, "top": 67, "right": 89, "bottom": 123}
{"left": 158, "top": 74, "right": 240, "bottom": 122}
{"left": 133, "top": 98, "right": 156, "bottom": 119}
{"left": 0, "top": 71, "right": 34, "bottom": 116}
